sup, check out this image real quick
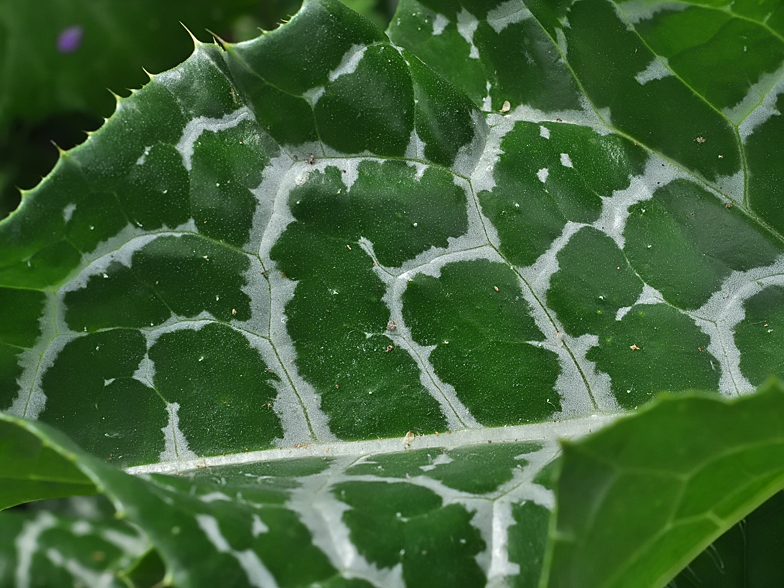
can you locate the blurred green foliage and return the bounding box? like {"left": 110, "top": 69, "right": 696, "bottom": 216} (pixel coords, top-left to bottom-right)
{"left": 0, "top": 0, "right": 396, "bottom": 220}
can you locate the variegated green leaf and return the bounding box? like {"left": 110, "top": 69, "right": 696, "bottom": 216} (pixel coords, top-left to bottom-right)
{"left": 2, "top": 0, "right": 784, "bottom": 585}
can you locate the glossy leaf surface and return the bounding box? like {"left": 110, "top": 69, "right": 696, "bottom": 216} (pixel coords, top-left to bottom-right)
{"left": 2, "top": 0, "right": 784, "bottom": 585}
{"left": 546, "top": 379, "right": 784, "bottom": 588}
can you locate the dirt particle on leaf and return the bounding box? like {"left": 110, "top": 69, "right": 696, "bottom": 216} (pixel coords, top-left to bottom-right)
{"left": 307, "top": 153, "right": 315, "bottom": 164}
{"left": 630, "top": 344, "right": 640, "bottom": 350}
{"left": 695, "top": 136, "right": 706, "bottom": 143}
{"left": 403, "top": 431, "right": 415, "bottom": 446}
{"left": 346, "top": 244, "right": 352, "bottom": 250}
{"left": 493, "top": 285, "right": 499, "bottom": 292}
{"left": 385, "top": 344, "right": 394, "bottom": 352}
{"left": 387, "top": 320, "right": 397, "bottom": 331}
{"left": 501, "top": 100, "right": 511, "bottom": 112}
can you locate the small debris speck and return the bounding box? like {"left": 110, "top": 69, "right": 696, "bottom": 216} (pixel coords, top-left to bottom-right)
{"left": 501, "top": 100, "right": 511, "bottom": 113}
{"left": 493, "top": 285, "right": 499, "bottom": 292}
{"left": 630, "top": 344, "right": 640, "bottom": 350}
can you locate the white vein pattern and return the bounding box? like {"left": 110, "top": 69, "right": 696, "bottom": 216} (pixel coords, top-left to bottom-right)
{"left": 7, "top": 8, "right": 784, "bottom": 504}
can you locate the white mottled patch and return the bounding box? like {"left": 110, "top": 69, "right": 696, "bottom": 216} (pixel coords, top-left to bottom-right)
{"left": 616, "top": 283, "right": 665, "bottom": 321}
{"left": 487, "top": 1, "right": 532, "bottom": 34}
{"left": 45, "top": 549, "right": 116, "bottom": 588}
{"left": 539, "top": 125, "right": 550, "bottom": 139}
{"left": 4, "top": 293, "right": 59, "bottom": 420}
{"left": 287, "top": 459, "right": 406, "bottom": 588}
{"left": 453, "top": 109, "right": 490, "bottom": 178}
{"left": 302, "top": 85, "right": 325, "bottom": 106}
{"left": 199, "top": 492, "right": 233, "bottom": 503}
{"left": 432, "top": 13, "right": 449, "bottom": 35}
{"left": 254, "top": 159, "right": 337, "bottom": 443}
{"left": 518, "top": 222, "right": 619, "bottom": 415}
{"left": 470, "top": 114, "right": 516, "bottom": 195}
{"left": 132, "top": 352, "right": 156, "bottom": 388}
{"left": 136, "top": 146, "right": 151, "bottom": 166}
{"left": 456, "top": 9, "right": 480, "bottom": 59}
{"left": 360, "top": 235, "right": 482, "bottom": 431}
{"left": 176, "top": 107, "right": 253, "bottom": 171}
{"left": 419, "top": 452, "right": 453, "bottom": 471}
{"left": 537, "top": 168, "right": 549, "bottom": 183}
{"left": 62, "top": 203, "right": 76, "bottom": 223}
{"left": 404, "top": 129, "right": 426, "bottom": 162}
{"left": 71, "top": 521, "right": 92, "bottom": 536}
{"left": 555, "top": 26, "right": 568, "bottom": 56}
{"left": 15, "top": 511, "right": 57, "bottom": 588}
{"left": 593, "top": 155, "right": 682, "bottom": 250}
{"left": 100, "top": 528, "right": 148, "bottom": 555}
{"left": 560, "top": 153, "right": 573, "bottom": 168}
{"left": 482, "top": 81, "right": 493, "bottom": 112}
{"left": 329, "top": 45, "right": 367, "bottom": 82}
{"left": 634, "top": 57, "right": 673, "bottom": 85}
{"left": 714, "top": 170, "right": 744, "bottom": 205}
{"left": 251, "top": 514, "right": 268, "bottom": 537}
{"left": 236, "top": 330, "right": 316, "bottom": 447}
{"left": 159, "top": 402, "right": 198, "bottom": 463}
{"left": 737, "top": 63, "right": 784, "bottom": 141}
{"left": 619, "top": 0, "right": 688, "bottom": 24}
{"left": 196, "top": 514, "right": 277, "bottom": 588}
{"left": 687, "top": 257, "right": 784, "bottom": 396}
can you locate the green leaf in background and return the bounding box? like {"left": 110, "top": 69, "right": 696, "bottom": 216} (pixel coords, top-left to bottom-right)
{"left": 0, "top": 0, "right": 258, "bottom": 218}
{"left": 2, "top": 0, "right": 784, "bottom": 585}
{"left": 544, "top": 378, "right": 784, "bottom": 588}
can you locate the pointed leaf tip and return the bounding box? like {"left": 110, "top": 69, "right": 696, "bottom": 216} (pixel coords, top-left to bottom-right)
{"left": 180, "top": 22, "right": 203, "bottom": 49}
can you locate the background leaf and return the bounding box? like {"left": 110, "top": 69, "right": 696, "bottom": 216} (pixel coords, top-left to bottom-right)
{"left": 544, "top": 379, "right": 784, "bottom": 588}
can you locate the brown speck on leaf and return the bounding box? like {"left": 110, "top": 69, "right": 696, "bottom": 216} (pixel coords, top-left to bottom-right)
{"left": 556, "top": 118, "right": 562, "bottom": 122}
{"left": 493, "top": 285, "right": 499, "bottom": 292}
{"left": 726, "top": 202, "right": 733, "bottom": 208}
{"left": 698, "top": 347, "right": 702, "bottom": 352}
{"left": 335, "top": 384, "right": 339, "bottom": 389}
{"left": 630, "top": 344, "right": 640, "bottom": 350}
{"left": 385, "top": 344, "right": 394, "bottom": 352}
{"left": 403, "top": 430, "right": 415, "bottom": 446}
{"left": 231, "top": 308, "right": 237, "bottom": 315}
{"left": 307, "top": 153, "right": 315, "bottom": 164}
{"left": 387, "top": 320, "right": 397, "bottom": 331}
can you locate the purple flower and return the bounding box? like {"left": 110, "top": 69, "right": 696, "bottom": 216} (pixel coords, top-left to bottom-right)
{"left": 57, "top": 25, "right": 83, "bottom": 54}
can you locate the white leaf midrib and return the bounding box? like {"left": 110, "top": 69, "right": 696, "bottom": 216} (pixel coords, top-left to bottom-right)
{"left": 124, "top": 413, "right": 618, "bottom": 475}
